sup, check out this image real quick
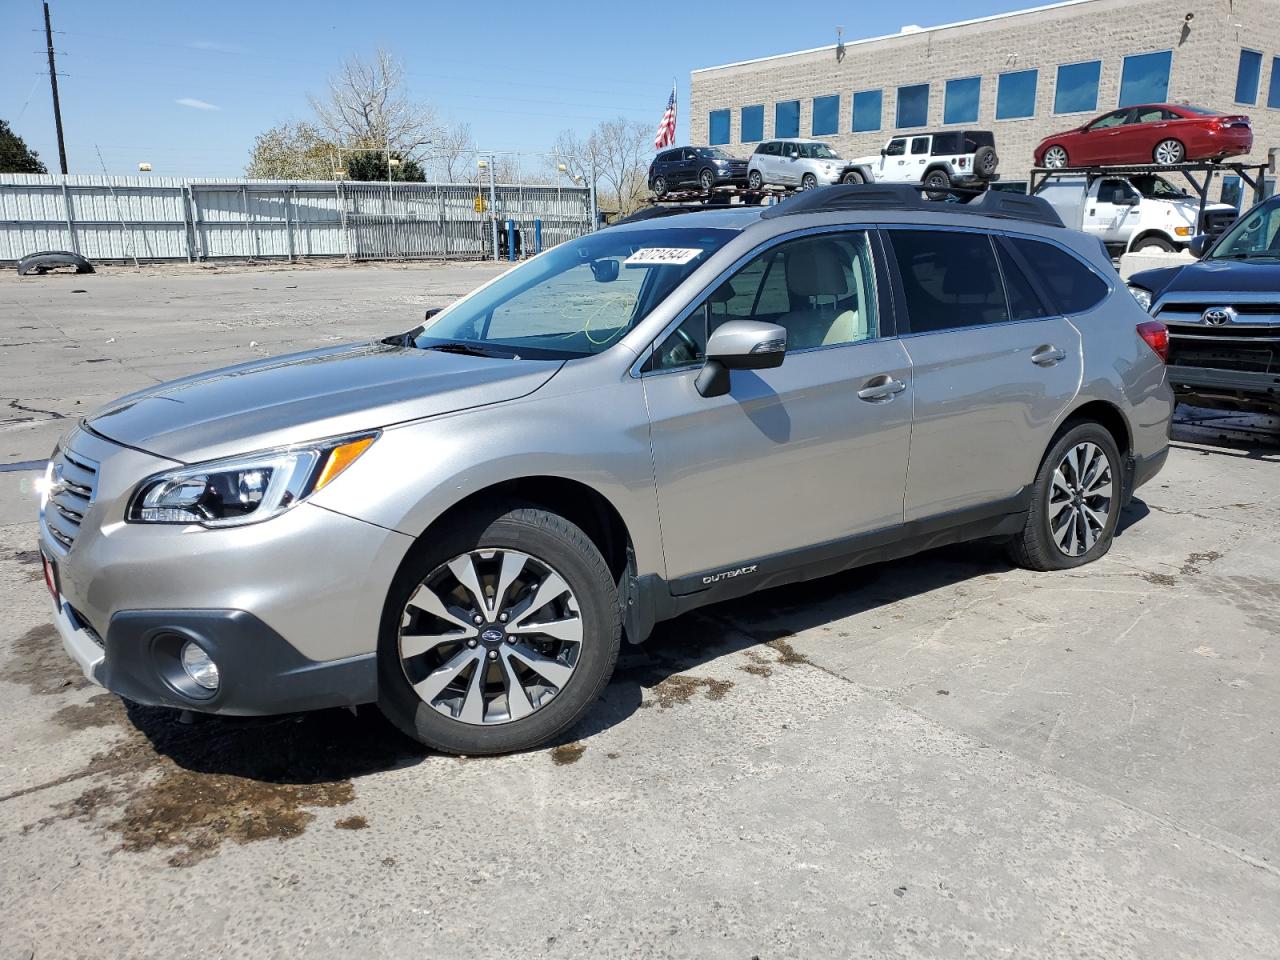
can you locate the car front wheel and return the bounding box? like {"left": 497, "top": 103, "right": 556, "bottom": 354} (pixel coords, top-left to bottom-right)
{"left": 748, "top": 170, "right": 763, "bottom": 190}
{"left": 841, "top": 170, "right": 865, "bottom": 184}
{"left": 1042, "top": 145, "right": 1068, "bottom": 169}
{"left": 1008, "top": 422, "right": 1122, "bottom": 572}
{"left": 377, "top": 504, "right": 621, "bottom": 755}
{"left": 699, "top": 168, "right": 714, "bottom": 192}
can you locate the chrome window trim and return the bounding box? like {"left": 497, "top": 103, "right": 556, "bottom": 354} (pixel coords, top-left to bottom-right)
{"left": 630, "top": 223, "right": 884, "bottom": 379}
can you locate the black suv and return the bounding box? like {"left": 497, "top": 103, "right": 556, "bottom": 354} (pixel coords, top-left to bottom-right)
{"left": 648, "top": 146, "right": 749, "bottom": 196}
{"left": 1128, "top": 193, "right": 1280, "bottom": 417}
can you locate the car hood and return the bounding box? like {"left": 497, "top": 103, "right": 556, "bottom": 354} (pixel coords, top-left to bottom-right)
{"left": 87, "top": 341, "right": 563, "bottom": 463}
{"left": 1130, "top": 257, "right": 1280, "bottom": 298}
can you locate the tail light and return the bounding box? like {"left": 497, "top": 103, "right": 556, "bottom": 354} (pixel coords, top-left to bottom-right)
{"left": 1137, "top": 320, "right": 1168, "bottom": 362}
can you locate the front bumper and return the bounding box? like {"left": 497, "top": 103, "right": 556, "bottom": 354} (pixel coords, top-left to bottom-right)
{"left": 1167, "top": 364, "right": 1280, "bottom": 412}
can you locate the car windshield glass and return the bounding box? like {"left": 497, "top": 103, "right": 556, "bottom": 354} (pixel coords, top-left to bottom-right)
{"left": 1209, "top": 199, "right": 1280, "bottom": 260}
{"left": 408, "top": 227, "right": 736, "bottom": 358}
{"left": 695, "top": 147, "right": 732, "bottom": 159}
{"left": 801, "top": 143, "right": 839, "bottom": 159}
{"left": 1131, "top": 175, "right": 1187, "bottom": 199}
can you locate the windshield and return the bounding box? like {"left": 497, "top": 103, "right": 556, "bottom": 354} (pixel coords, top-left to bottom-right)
{"left": 1130, "top": 175, "right": 1188, "bottom": 199}
{"left": 801, "top": 143, "right": 839, "bottom": 159}
{"left": 694, "top": 147, "right": 733, "bottom": 159}
{"left": 408, "top": 227, "right": 736, "bottom": 358}
{"left": 1209, "top": 198, "right": 1280, "bottom": 260}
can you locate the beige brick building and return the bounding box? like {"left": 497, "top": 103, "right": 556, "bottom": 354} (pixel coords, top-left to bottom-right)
{"left": 690, "top": 0, "right": 1280, "bottom": 186}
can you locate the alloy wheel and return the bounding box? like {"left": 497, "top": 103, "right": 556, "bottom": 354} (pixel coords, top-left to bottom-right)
{"left": 1154, "top": 139, "right": 1184, "bottom": 165}
{"left": 1048, "top": 442, "right": 1114, "bottom": 557}
{"left": 653, "top": 176, "right": 667, "bottom": 197}
{"left": 748, "top": 171, "right": 762, "bottom": 190}
{"left": 699, "top": 169, "right": 713, "bottom": 191}
{"left": 1043, "top": 146, "right": 1068, "bottom": 169}
{"left": 397, "top": 549, "right": 583, "bottom": 725}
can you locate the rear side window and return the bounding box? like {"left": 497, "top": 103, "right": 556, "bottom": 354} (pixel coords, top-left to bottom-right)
{"left": 995, "top": 244, "right": 1048, "bottom": 321}
{"left": 888, "top": 230, "right": 1009, "bottom": 332}
{"left": 910, "top": 137, "right": 930, "bottom": 155}
{"left": 1007, "top": 237, "right": 1109, "bottom": 315}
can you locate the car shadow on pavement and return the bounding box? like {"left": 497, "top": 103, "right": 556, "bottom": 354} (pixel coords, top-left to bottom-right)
{"left": 1171, "top": 406, "right": 1280, "bottom": 460}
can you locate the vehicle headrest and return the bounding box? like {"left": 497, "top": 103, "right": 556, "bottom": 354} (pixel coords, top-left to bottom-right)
{"left": 786, "top": 243, "right": 849, "bottom": 297}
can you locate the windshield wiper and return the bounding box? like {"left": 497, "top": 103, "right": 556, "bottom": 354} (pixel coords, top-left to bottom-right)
{"left": 1215, "top": 252, "right": 1280, "bottom": 260}
{"left": 420, "top": 340, "right": 511, "bottom": 358}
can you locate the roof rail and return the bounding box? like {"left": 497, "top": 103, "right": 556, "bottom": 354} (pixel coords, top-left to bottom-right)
{"left": 759, "top": 183, "right": 1064, "bottom": 228}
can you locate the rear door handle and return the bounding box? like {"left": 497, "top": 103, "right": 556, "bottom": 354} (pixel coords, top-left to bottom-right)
{"left": 857, "top": 375, "right": 907, "bottom": 402}
{"left": 1032, "top": 345, "right": 1067, "bottom": 366}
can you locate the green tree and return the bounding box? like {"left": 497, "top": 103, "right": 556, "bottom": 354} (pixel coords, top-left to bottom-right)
{"left": 0, "top": 119, "right": 47, "bottom": 174}
{"left": 342, "top": 150, "right": 425, "bottom": 182}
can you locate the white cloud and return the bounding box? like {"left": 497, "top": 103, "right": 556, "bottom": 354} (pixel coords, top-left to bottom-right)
{"left": 176, "top": 98, "right": 221, "bottom": 112}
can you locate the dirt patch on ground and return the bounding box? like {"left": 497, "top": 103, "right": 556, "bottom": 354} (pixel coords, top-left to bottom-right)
{"left": 550, "top": 742, "right": 586, "bottom": 765}
{"left": 10, "top": 549, "right": 41, "bottom": 565}
{"left": 3, "top": 623, "right": 90, "bottom": 695}
{"left": 50, "top": 693, "right": 121, "bottom": 730}
{"left": 1136, "top": 571, "right": 1177, "bottom": 587}
{"left": 28, "top": 703, "right": 425, "bottom": 867}
{"left": 334, "top": 815, "right": 368, "bottom": 831}
{"left": 1181, "top": 551, "right": 1223, "bottom": 575}
{"left": 739, "top": 650, "right": 774, "bottom": 678}
{"left": 642, "top": 675, "right": 734, "bottom": 710}
{"left": 766, "top": 637, "right": 813, "bottom": 667}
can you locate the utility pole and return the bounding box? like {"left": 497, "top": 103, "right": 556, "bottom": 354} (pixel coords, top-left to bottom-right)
{"left": 43, "top": 1, "right": 68, "bottom": 174}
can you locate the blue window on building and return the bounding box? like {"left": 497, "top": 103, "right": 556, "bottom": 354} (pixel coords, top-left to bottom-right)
{"left": 1236, "top": 49, "right": 1263, "bottom": 105}
{"left": 775, "top": 99, "right": 800, "bottom": 138}
{"left": 943, "top": 77, "right": 981, "bottom": 125}
{"left": 996, "top": 69, "right": 1037, "bottom": 120}
{"left": 812, "top": 94, "right": 840, "bottom": 136}
{"left": 1054, "top": 60, "right": 1101, "bottom": 114}
{"left": 896, "top": 83, "right": 929, "bottom": 128}
{"left": 852, "top": 89, "right": 883, "bottom": 132}
{"left": 1119, "top": 50, "right": 1172, "bottom": 106}
{"left": 1270, "top": 58, "right": 1280, "bottom": 109}
{"left": 708, "top": 109, "right": 731, "bottom": 145}
{"left": 740, "top": 104, "right": 764, "bottom": 142}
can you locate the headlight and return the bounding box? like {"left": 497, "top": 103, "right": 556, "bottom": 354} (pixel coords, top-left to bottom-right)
{"left": 128, "top": 433, "right": 376, "bottom": 527}
{"left": 1128, "top": 286, "right": 1153, "bottom": 312}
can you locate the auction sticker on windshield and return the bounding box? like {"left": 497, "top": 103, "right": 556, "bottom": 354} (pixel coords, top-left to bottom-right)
{"left": 624, "top": 248, "right": 704, "bottom": 266}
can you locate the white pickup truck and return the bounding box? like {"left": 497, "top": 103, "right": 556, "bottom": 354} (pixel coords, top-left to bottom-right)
{"left": 1033, "top": 174, "right": 1238, "bottom": 255}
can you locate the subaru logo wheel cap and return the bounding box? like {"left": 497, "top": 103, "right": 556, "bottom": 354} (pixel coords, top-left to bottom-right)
{"left": 1202, "top": 306, "right": 1236, "bottom": 326}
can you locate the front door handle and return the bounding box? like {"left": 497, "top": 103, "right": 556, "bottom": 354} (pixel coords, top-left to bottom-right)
{"left": 1032, "top": 345, "right": 1067, "bottom": 366}
{"left": 857, "top": 374, "right": 907, "bottom": 402}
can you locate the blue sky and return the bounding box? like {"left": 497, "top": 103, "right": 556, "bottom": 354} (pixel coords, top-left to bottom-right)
{"left": 1, "top": 0, "right": 1037, "bottom": 177}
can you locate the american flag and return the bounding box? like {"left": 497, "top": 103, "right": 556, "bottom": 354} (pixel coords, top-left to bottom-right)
{"left": 653, "top": 87, "right": 676, "bottom": 150}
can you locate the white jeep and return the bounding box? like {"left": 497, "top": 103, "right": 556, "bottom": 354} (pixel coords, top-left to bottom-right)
{"left": 840, "top": 130, "right": 1000, "bottom": 192}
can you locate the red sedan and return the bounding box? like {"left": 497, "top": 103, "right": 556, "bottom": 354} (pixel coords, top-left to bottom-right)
{"left": 1035, "top": 104, "right": 1252, "bottom": 169}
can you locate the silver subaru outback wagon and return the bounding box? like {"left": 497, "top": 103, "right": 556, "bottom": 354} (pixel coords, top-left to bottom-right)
{"left": 38, "top": 185, "right": 1173, "bottom": 755}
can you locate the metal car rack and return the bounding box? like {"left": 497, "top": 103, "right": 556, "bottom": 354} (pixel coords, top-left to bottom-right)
{"left": 1028, "top": 160, "right": 1273, "bottom": 234}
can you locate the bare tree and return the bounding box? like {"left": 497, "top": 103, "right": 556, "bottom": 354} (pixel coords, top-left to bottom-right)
{"left": 429, "top": 120, "right": 476, "bottom": 181}
{"left": 309, "top": 49, "right": 438, "bottom": 158}
{"left": 548, "top": 118, "right": 650, "bottom": 214}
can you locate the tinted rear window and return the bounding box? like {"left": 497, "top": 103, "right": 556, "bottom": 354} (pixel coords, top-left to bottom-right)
{"left": 1007, "top": 237, "right": 1109, "bottom": 314}
{"left": 888, "top": 230, "right": 1010, "bottom": 332}
{"left": 996, "top": 244, "right": 1048, "bottom": 321}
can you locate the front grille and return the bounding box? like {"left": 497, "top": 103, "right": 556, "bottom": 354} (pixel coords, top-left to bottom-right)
{"left": 1202, "top": 210, "right": 1238, "bottom": 237}
{"left": 1164, "top": 322, "right": 1280, "bottom": 374}
{"left": 40, "top": 447, "right": 99, "bottom": 554}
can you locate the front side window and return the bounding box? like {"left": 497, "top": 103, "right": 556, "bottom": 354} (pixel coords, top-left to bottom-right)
{"left": 884, "top": 138, "right": 907, "bottom": 157}
{"left": 888, "top": 230, "right": 1009, "bottom": 333}
{"left": 944, "top": 76, "right": 981, "bottom": 125}
{"left": 1055, "top": 60, "right": 1101, "bottom": 114}
{"left": 709, "top": 109, "right": 731, "bottom": 146}
{"left": 1098, "top": 178, "right": 1139, "bottom": 204}
{"left": 996, "top": 69, "right": 1038, "bottom": 120}
{"left": 695, "top": 147, "right": 733, "bottom": 159}
{"left": 775, "top": 100, "right": 801, "bottom": 138}
{"left": 741, "top": 104, "right": 764, "bottom": 143}
{"left": 853, "top": 89, "right": 883, "bottom": 132}
{"left": 651, "top": 232, "right": 880, "bottom": 370}
{"left": 1209, "top": 197, "right": 1280, "bottom": 260}
{"left": 812, "top": 94, "right": 840, "bottom": 136}
{"left": 1130, "top": 174, "right": 1187, "bottom": 199}
{"left": 897, "top": 83, "right": 930, "bottom": 128}
{"left": 415, "top": 227, "right": 735, "bottom": 359}
{"left": 1119, "top": 50, "right": 1172, "bottom": 106}
{"left": 1236, "top": 49, "right": 1263, "bottom": 105}
{"left": 800, "top": 142, "right": 839, "bottom": 159}
{"left": 1007, "top": 237, "right": 1109, "bottom": 314}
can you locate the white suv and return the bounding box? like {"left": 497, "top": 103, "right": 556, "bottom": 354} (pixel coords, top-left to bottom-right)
{"left": 841, "top": 131, "right": 1000, "bottom": 192}
{"left": 747, "top": 139, "right": 844, "bottom": 190}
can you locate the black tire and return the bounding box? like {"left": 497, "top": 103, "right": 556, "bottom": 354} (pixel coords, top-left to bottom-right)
{"left": 923, "top": 168, "right": 951, "bottom": 200}
{"left": 698, "top": 168, "right": 714, "bottom": 192}
{"left": 652, "top": 176, "right": 668, "bottom": 197}
{"left": 840, "top": 170, "right": 865, "bottom": 185}
{"left": 1008, "top": 422, "right": 1123, "bottom": 572}
{"left": 377, "top": 503, "right": 621, "bottom": 755}
{"left": 1134, "top": 235, "right": 1176, "bottom": 253}
{"left": 748, "top": 170, "right": 763, "bottom": 190}
{"left": 973, "top": 145, "right": 999, "bottom": 180}
{"left": 801, "top": 173, "right": 818, "bottom": 190}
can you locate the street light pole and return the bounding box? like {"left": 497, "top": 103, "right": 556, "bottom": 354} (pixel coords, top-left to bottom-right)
{"left": 487, "top": 154, "right": 499, "bottom": 261}
{"left": 43, "top": 1, "right": 68, "bottom": 174}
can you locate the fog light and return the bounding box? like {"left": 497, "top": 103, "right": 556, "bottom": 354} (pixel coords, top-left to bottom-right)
{"left": 180, "top": 641, "right": 220, "bottom": 690}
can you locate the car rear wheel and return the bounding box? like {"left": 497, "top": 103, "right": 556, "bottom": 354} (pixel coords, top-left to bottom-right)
{"left": 377, "top": 504, "right": 621, "bottom": 755}
{"left": 698, "top": 168, "right": 714, "bottom": 192}
{"left": 840, "top": 170, "right": 865, "bottom": 185}
{"left": 748, "top": 170, "right": 763, "bottom": 190}
{"left": 1154, "top": 139, "right": 1185, "bottom": 165}
{"left": 1008, "top": 422, "right": 1121, "bottom": 572}
{"left": 652, "top": 176, "right": 668, "bottom": 197}
{"left": 923, "top": 168, "right": 951, "bottom": 200}
{"left": 800, "top": 173, "right": 818, "bottom": 190}
{"left": 1042, "top": 145, "right": 1069, "bottom": 169}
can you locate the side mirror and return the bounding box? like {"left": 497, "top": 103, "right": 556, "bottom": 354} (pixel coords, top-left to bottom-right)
{"left": 1187, "top": 234, "right": 1210, "bottom": 258}
{"left": 590, "top": 258, "right": 619, "bottom": 282}
{"left": 695, "top": 320, "right": 787, "bottom": 398}
{"left": 1122, "top": 194, "right": 1140, "bottom": 207}
{"left": 880, "top": 147, "right": 887, "bottom": 156}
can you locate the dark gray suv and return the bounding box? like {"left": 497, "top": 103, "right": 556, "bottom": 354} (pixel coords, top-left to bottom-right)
{"left": 648, "top": 146, "right": 749, "bottom": 195}
{"left": 41, "top": 185, "right": 1172, "bottom": 756}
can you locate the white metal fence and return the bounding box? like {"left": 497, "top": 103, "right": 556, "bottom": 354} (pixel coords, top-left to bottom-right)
{"left": 0, "top": 175, "right": 593, "bottom": 263}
